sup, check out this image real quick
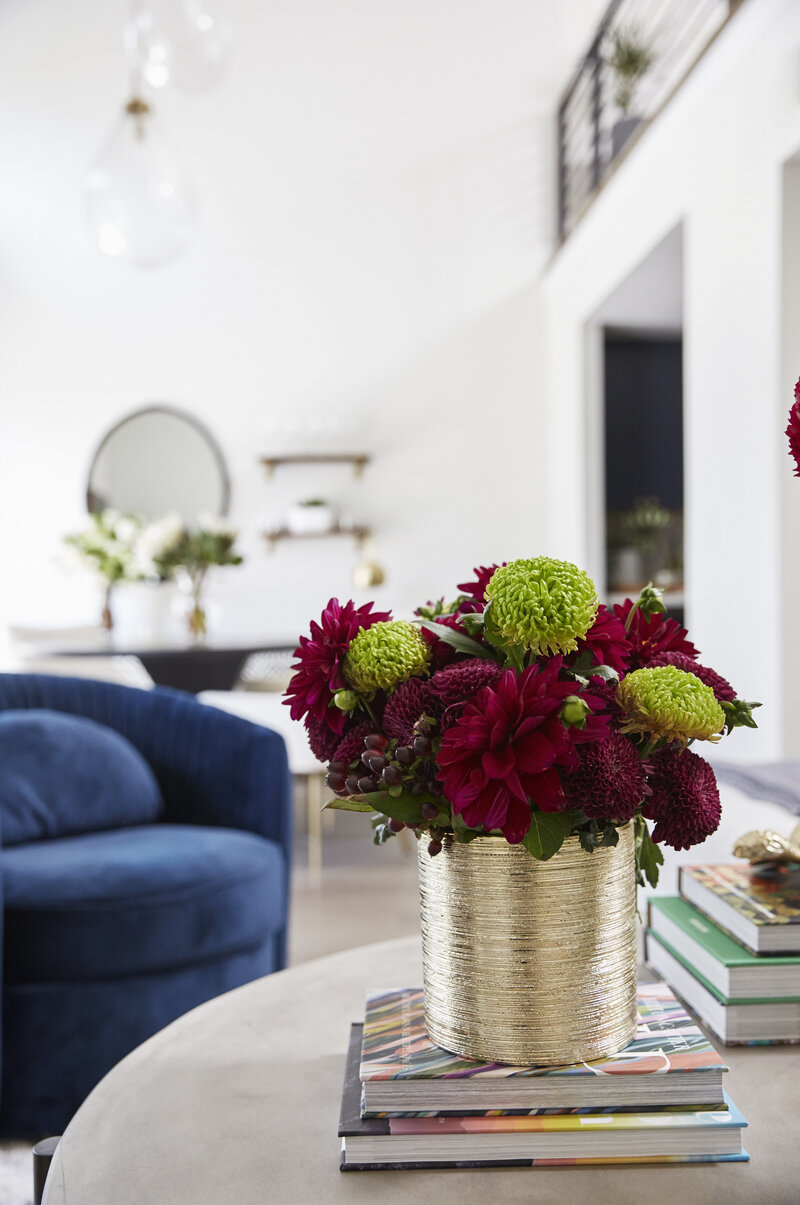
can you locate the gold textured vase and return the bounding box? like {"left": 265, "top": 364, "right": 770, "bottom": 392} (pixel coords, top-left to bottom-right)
{"left": 417, "top": 822, "right": 638, "bottom": 1065}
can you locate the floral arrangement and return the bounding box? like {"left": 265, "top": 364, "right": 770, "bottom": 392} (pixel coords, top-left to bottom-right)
{"left": 63, "top": 509, "right": 144, "bottom": 629}
{"left": 285, "top": 559, "right": 759, "bottom": 887}
{"left": 146, "top": 514, "right": 243, "bottom": 639}
{"left": 787, "top": 375, "right": 800, "bottom": 476}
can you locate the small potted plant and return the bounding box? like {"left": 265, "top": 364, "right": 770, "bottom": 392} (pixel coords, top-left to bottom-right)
{"left": 149, "top": 515, "right": 243, "bottom": 641}
{"left": 63, "top": 509, "right": 143, "bottom": 631}
{"left": 608, "top": 26, "right": 653, "bottom": 156}
{"left": 286, "top": 498, "right": 337, "bottom": 536}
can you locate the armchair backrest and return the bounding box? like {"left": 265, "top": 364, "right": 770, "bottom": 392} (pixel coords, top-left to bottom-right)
{"left": 0, "top": 675, "right": 293, "bottom": 863}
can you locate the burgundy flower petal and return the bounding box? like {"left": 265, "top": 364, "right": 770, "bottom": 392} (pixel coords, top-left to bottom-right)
{"left": 436, "top": 661, "right": 604, "bottom": 836}
{"left": 285, "top": 597, "right": 390, "bottom": 734}
{"left": 642, "top": 748, "right": 721, "bottom": 850}
{"left": 562, "top": 731, "right": 647, "bottom": 822}
{"left": 481, "top": 744, "right": 516, "bottom": 778}
{"left": 787, "top": 386, "right": 800, "bottom": 477}
{"left": 456, "top": 564, "right": 504, "bottom": 604}
{"left": 502, "top": 796, "right": 532, "bottom": 843}
{"left": 529, "top": 767, "right": 567, "bottom": 812}
{"left": 514, "top": 731, "right": 555, "bottom": 774}
{"left": 572, "top": 604, "right": 631, "bottom": 677}
{"left": 613, "top": 599, "right": 698, "bottom": 669}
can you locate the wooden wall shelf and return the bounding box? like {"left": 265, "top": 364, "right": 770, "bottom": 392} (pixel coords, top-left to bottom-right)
{"left": 260, "top": 454, "right": 370, "bottom": 479}
{"left": 263, "top": 524, "right": 371, "bottom": 550}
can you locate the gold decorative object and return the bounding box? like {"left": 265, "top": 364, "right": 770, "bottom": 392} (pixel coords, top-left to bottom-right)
{"left": 417, "top": 823, "right": 638, "bottom": 1065}
{"left": 733, "top": 821, "right": 800, "bottom": 866}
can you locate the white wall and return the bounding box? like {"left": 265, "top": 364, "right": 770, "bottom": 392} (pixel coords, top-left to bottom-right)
{"left": 543, "top": 0, "right": 800, "bottom": 761}
{"left": 0, "top": 0, "right": 604, "bottom": 644}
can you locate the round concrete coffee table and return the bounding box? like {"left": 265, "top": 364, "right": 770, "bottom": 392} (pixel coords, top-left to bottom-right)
{"left": 43, "top": 936, "right": 798, "bottom": 1204}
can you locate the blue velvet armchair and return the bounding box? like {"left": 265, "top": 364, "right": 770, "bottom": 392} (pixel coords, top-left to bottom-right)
{"left": 0, "top": 673, "right": 292, "bottom": 1137}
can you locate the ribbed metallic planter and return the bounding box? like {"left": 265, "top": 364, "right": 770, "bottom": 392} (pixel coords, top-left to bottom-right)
{"left": 417, "top": 823, "right": 638, "bottom": 1065}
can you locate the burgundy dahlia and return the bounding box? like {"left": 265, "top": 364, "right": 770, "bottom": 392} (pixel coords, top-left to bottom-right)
{"left": 642, "top": 748, "right": 721, "bottom": 850}
{"left": 330, "top": 720, "right": 375, "bottom": 768}
{"left": 787, "top": 377, "right": 800, "bottom": 477}
{"left": 429, "top": 659, "right": 503, "bottom": 711}
{"left": 436, "top": 660, "right": 608, "bottom": 843}
{"left": 284, "top": 598, "right": 391, "bottom": 734}
{"left": 646, "top": 650, "right": 736, "bottom": 702}
{"left": 456, "top": 564, "right": 504, "bottom": 606}
{"left": 562, "top": 732, "right": 647, "bottom": 822}
{"left": 382, "top": 677, "right": 436, "bottom": 743}
{"left": 304, "top": 713, "right": 341, "bottom": 762}
{"left": 572, "top": 604, "right": 631, "bottom": 677}
{"left": 614, "top": 598, "right": 698, "bottom": 669}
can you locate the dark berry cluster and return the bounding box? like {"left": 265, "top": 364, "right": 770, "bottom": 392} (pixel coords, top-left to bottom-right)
{"left": 324, "top": 719, "right": 447, "bottom": 855}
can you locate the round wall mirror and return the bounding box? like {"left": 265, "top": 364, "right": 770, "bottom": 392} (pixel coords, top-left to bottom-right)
{"left": 87, "top": 405, "right": 230, "bottom": 521}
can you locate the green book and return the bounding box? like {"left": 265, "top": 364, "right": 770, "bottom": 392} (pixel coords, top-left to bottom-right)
{"left": 648, "top": 897, "right": 800, "bottom": 1001}
{"left": 645, "top": 929, "right": 800, "bottom": 1045}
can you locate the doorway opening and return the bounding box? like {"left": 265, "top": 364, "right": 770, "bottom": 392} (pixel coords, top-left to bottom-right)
{"left": 591, "top": 225, "right": 684, "bottom": 620}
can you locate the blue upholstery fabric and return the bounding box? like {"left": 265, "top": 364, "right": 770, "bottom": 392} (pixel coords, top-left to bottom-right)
{"left": 0, "top": 710, "right": 163, "bottom": 846}
{"left": 3, "top": 941, "right": 281, "bottom": 1137}
{"left": 3, "top": 825, "right": 286, "bottom": 982}
{"left": 0, "top": 674, "right": 293, "bottom": 1137}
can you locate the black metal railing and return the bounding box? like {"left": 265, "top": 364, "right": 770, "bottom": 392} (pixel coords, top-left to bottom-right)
{"left": 557, "top": 0, "right": 745, "bottom": 241}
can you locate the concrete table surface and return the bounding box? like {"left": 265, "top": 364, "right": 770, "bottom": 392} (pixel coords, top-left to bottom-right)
{"left": 43, "top": 937, "right": 800, "bottom": 1205}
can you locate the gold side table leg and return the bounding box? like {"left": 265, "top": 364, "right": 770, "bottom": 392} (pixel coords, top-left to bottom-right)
{"left": 306, "top": 773, "right": 323, "bottom": 887}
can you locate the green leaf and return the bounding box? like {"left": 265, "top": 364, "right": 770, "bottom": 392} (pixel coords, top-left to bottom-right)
{"left": 566, "top": 650, "right": 619, "bottom": 686}
{"left": 634, "top": 815, "right": 663, "bottom": 888}
{"left": 503, "top": 644, "right": 527, "bottom": 673}
{"left": 452, "top": 812, "right": 482, "bottom": 843}
{"left": 720, "top": 698, "right": 761, "bottom": 733}
{"left": 567, "top": 650, "right": 595, "bottom": 681}
{"left": 481, "top": 606, "right": 529, "bottom": 672}
{"left": 322, "top": 796, "right": 374, "bottom": 814}
{"left": 522, "top": 811, "right": 572, "bottom": 861}
{"left": 416, "top": 619, "right": 496, "bottom": 660}
{"left": 362, "top": 790, "right": 427, "bottom": 825}
{"left": 591, "top": 664, "right": 620, "bottom": 684}
{"left": 460, "top": 613, "right": 486, "bottom": 637}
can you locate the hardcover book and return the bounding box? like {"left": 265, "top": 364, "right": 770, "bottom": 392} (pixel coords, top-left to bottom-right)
{"left": 679, "top": 864, "right": 800, "bottom": 955}
{"left": 649, "top": 896, "right": 800, "bottom": 999}
{"left": 646, "top": 930, "right": 800, "bottom": 1045}
{"left": 341, "top": 1025, "right": 748, "bottom": 1170}
{"left": 359, "top": 985, "right": 728, "bottom": 1114}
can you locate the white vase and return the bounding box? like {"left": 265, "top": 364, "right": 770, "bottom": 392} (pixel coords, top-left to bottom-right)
{"left": 286, "top": 504, "right": 336, "bottom": 536}
{"left": 113, "top": 582, "right": 179, "bottom": 645}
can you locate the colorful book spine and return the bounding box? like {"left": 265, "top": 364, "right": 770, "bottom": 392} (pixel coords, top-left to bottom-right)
{"left": 341, "top": 1152, "right": 751, "bottom": 1172}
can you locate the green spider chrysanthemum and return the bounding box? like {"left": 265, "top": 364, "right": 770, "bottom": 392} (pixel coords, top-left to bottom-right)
{"left": 484, "top": 556, "right": 599, "bottom": 655}
{"left": 616, "top": 665, "right": 725, "bottom": 745}
{"left": 343, "top": 620, "right": 432, "bottom": 694}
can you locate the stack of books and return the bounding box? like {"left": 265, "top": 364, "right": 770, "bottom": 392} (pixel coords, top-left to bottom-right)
{"left": 338, "top": 985, "right": 749, "bottom": 1170}
{"left": 646, "top": 863, "right": 800, "bottom": 1045}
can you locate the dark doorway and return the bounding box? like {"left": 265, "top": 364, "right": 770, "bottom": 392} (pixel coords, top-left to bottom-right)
{"left": 604, "top": 331, "right": 684, "bottom": 614}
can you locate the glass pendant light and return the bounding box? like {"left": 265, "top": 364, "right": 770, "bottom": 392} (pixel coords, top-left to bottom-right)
{"left": 84, "top": 96, "right": 195, "bottom": 269}
{"left": 125, "top": 0, "right": 233, "bottom": 93}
